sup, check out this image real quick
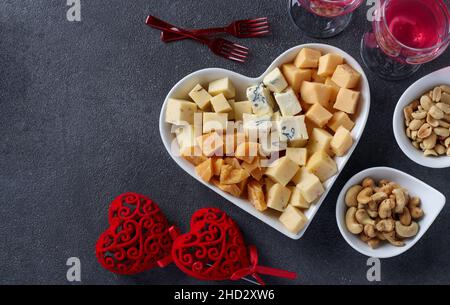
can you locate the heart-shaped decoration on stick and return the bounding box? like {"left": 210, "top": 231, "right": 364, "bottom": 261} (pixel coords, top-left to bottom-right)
{"left": 172, "top": 207, "right": 297, "bottom": 285}
{"left": 96, "top": 192, "right": 177, "bottom": 275}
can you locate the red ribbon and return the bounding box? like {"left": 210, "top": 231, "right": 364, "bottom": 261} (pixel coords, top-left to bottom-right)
{"left": 230, "top": 245, "right": 297, "bottom": 285}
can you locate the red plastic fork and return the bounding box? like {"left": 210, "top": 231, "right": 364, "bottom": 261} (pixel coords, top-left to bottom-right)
{"left": 145, "top": 16, "right": 249, "bottom": 63}
{"left": 160, "top": 17, "right": 270, "bottom": 43}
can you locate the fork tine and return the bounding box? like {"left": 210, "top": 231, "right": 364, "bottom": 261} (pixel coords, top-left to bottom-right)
{"left": 222, "top": 45, "right": 249, "bottom": 56}
{"left": 241, "top": 25, "right": 270, "bottom": 33}
{"left": 223, "top": 41, "right": 249, "bottom": 53}
{"left": 240, "top": 21, "right": 269, "bottom": 29}
{"left": 221, "top": 48, "right": 248, "bottom": 59}
{"left": 240, "top": 30, "right": 270, "bottom": 38}
{"left": 220, "top": 52, "right": 247, "bottom": 63}
{"left": 241, "top": 17, "right": 268, "bottom": 24}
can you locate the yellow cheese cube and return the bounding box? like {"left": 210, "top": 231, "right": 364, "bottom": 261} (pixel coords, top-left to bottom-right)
{"left": 203, "top": 112, "right": 228, "bottom": 133}
{"left": 279, "top": 205, "right": 308, "bottom": 234}
{"left": 227, "top": 99, "right": 235, "bottom": 120}
{"left": 293, "top": 168, "right": 324, "bottom": 203}
{"left": 305, "top": 103, "right": 333, "bottom": 128}
{"left": 306, "top": 150, "right": 338, "bottom": 182}
{"left": 211, "top": 93, "right": 232, "bottom": 113}
{"left": 267, "top": 183, "right": 292, "bottom": 211}
{"left": 188, "top": 84, "right": 212, "bottom": 110}
{"left": 281, "top": 64, "right": 312, "bottom": 93}
{"left": 294, "top": 48, "right": 321, "bottom": 69}
{"left": 312, "top": 69, "right": 327, "bottom": 83}
{"left": 330, "top": 126, "right": 353, "bottom": 156}
{"left": 327, "top": 111, "right": 355, "bottom": 132}
{"left": 331, "top": 64, "right": 361, "bottom": 89}
{"left": 175, "top": 125, "right": 197, "bottom": 150}
{"left": 235, "top": 142, "right": 260, "bottom": 164}
{"left": 306, "top": 128, "right": 333, "bottom": 156}
{"left": 334, "top": 88, "right": 360, "bottom": 114}
{"left": 300, "top": 81, "right": 332, "bottom": 107}
{"left": 196, "top": 133, "right": 224, "bottom": 157}
{"left": 288, "top": 186, "right": 310, "bottom": 209}
{"left": 265, "top": 156, "right": 299, "bottom": 186}
{"left": 286, "top": 147, "right": 307, "bottom": 166}
{"left": 318, "top": 53, "right": 344, "bottom": 77}
{"left": 263, "top": 67, "right": 288, "bottom": 93}
{"left": 233, "top": 101, "right": 252, "bottom": 121}
{"left": 265, "top": 177, "right": 276, "bottom": 193}
{"left": 165, "top": 99, "right": 197, "bottom": 125}
{"left": 325, "top": 77, "right": 340, "bottom": 103}
{"left": 208, "top": 77, "right": 236, "bottom": 98}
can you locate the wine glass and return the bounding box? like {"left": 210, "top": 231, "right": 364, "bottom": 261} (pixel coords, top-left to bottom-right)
{"left": 360, "top": 0, "right": 450, "bottom": 80}
{"left": 288, "top": 0, "right": 364, "bottom": 38}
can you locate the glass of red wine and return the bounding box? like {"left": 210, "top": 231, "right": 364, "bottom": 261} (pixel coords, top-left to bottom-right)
{"left": 361, "top": 0, "right": 450, "bottom": 80}
{"left": 289, "top": 0, "right": 364, "bottom": 38}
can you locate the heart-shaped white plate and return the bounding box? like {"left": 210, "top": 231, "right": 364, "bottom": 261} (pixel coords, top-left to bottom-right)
{"left": 159, "top": 43, "right": 371, "bottom": 239}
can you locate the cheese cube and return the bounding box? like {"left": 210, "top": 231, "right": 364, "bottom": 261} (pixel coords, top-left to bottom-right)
{"left": 288, "top": 186, "right": 310, "bottom": 209}
{"left": 188, "top": 84, "right": 212, "bottom": 110}
{"left": 306, "top": 150, "right": 338, "bottom": 182}
{"left": 197, "top": 132, "right": 224, "bottom": 157}
{"left": 247, "top": 82, "right": 274, "bottom": 115}
{"left": 294, "top": 48, "right": 321, "bottom": 68}
{"left": 263, "top": 68, "right": 288, "bottom": 93}
{"left": 305, "top": 103, "right": 333, "bottom": 128}
{"left": 312, "top": 69, "right": 327, "bottom": 84}
{"left": 165, "top": 99, "right": 197, "bottom": 125}
{"left": 272, "top": 111, "right": 282, "bottom": 123}
{"left": 267, "top": 183, "right": 292, "bottom": 211}
{"left": 331, "top": 64, "right": 361, "bottom": 89}
{"left": 277, "top": 115, "right": 309, "bottom": 143}
{"left": 318, "top": 53, "right": 344, "bottom": 77}
{"left": 286, "top": 147, "right": 307, "bottom": 166}
{"left": 232, "top": 101, "right": 252, "bottom": 121}
{"left": 243, "top": 113, "right": 272, "bottom": 137}
{"left": 265, "top": 156, "right": 299, "bottom": 186}
{"left": 260, "top": 131, "right": 288, "bottom": 156}
{"left": 175, "top": 125, "right": 196, "bottom": 150}
{"left": 325, "top": 77, "right": 340, "bottom": 103}
{"left": 334, "top": 88, "right": 360, "bottom": 114}
{"left": 279, "top": 205, "right": 308, "bottom": 234}
{"left": 281, "top": 64, "right": 312, "bottom": 93}
{"left": 327, "top": 111, "right": 355, "bottom": 132}
{"left": 211, "top": 93, "right": 232, "bottom": 113}
{"left": 296, "top": 168, "right": 325, "bottom": 203}
{"left": 235, "top": 142, "right": 259, "bottom": 164}
{"left": 208, "top": 77, "right": 236, "bottom": 98}
{"left": 203, "top": 112, "right": 228, "bottom": 133}
{"left": 300, "top": 81, "right": 332, "bottom": 107}
{"left": 330, "top": 126, "right": 353, "bottom": 156}
{"left": 227, "top": 99, "right": 235, "bottom": 120}
{"left": 274, "top": 87, "right": 302, "bottom": 117}
{"left": 265, "top": 177, "right": 276, "bottom": 193}
{"left": 306, "top": 128, "right": 333, "bottom": 156}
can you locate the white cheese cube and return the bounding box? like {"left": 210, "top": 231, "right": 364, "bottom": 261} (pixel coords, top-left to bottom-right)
{"left": 227, "top": 99, "right": 235, "bottom": 120}
{"left": 279, "top": 205, "right": 308, "bottom": 234}
{"left": 288, "top": 186, "right": 310, "bottom": 209}
{"left": 267, "top": 183, "right": 292, "bottom": 211}
{"left": 286, "top": 147, "right": 307, "bottom": 166}
{"left": 259, "top": 131, "right": 287, "bottom": 156}
{"left": 232, "top": 101, "right": 252, "bottom": 121}
{"left": 242, "top": 113, "right": 273, "bottom": 137}
{"left": 175, "top": 125, "right": 196, "bottom": 150}
{"left": 211, "top": 93, "right": 232, "bottom": 113}
{"left": 203, "top": 112, "right": 228, "bottom": 133}
{"left": 165, "top": 98, "right": 198, "bottom": 125}
{"left": 246, "top": 83, "right": 274, "bottom": 115}
{"left": 263, "top": 68, "right": 288, "bottom": 93}
{"left": 277, "top": 115, "right": 309, "bottom": 143}
{"left": 188, "top": 84, "right": 212, "bottom": 110}
{"left": 208, "top": 77, "right": 236, "bottom": 98}
{"left": 274, "top": 87, "right": 302, "bottom": 117}
{"left": 330, "top": 126, "right": 353, "bottom": 156}
{"left": 305, "top": 150, "right": 338, "bottom": 182}
{"left": 265, "top": 156, "right": 299, "bottom": 186}
{"left": 306, "top": 128, "right": 333, "bottom": 156}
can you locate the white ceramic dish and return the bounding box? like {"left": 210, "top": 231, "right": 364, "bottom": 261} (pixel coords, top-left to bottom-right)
{"left": 160, "top": 43, "right": 371, "bottom": 239}
{"left": 393, "top": 67, "right": 450, "bottom": 168}
{"left": 336, "top": 167, "right": 446, "bottom": 258}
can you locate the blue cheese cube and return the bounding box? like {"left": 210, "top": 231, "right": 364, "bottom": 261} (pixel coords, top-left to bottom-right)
{"left": 274, "top": 87, "right": 302, "bottom": 117}
{"left": 263, "top": 68, "right": 288, "bottom": 93}
{"left": 246, "top": 83, "right": 274, "bottom": 115}
{"left": 277, "top": 115, "right": 309, "bottom": 144}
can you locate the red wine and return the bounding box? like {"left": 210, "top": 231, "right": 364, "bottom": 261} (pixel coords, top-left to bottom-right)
{"left": 385, "top": 0, "right": 446, "bottom": 49}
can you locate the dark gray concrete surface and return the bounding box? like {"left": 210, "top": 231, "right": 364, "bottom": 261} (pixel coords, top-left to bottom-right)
{"left": 0, "top": 0, "right": 449, "bottom": 285}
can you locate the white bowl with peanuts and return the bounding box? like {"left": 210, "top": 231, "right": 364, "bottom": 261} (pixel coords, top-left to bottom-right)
{"left": 393, "top": 67, "right": 450, "bottom": 168}
{"left": 336, "top": 167, "right": 445, "bottom": 258}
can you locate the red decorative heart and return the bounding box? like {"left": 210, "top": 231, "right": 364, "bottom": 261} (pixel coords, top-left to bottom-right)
{"left": 95, "top": 192, "right": 176, "bottom": 275}
{"left": 172, "top": 208, "right": 297, "bottom": 284}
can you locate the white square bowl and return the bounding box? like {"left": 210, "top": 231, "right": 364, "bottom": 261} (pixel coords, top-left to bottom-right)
{"left": 336, "top": 167, "right": 446, "bottom": 258}
{"left": 160, "top": 43, "right": 371, "bottom": 239}
{"left": 393, "top": 67, "right": 450, "bottom": 168}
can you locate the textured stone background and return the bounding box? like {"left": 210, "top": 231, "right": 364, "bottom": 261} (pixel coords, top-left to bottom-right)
{"left": 0, "top": 0, "right": 449, "bottom": 285}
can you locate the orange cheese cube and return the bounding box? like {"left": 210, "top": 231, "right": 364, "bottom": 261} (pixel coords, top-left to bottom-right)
{"left": 334, "top": 88, "right": 360, "bottom": 114}
{"left": 305, "top": 103, "right": 333, "bottom": 128}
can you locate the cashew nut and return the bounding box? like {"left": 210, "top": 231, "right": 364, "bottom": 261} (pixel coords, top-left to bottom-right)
{"left": 357, "top": 187, "right": 373, "bottom": 204}
{"left": 371, "top": 191, "right": 388, "bottom": 203}
{"left": 364, "top": 224, "right": 376, "bottom": 238}
{"left": 355, "top": 209, "right": 375, "bottom": 225}
{"left": 375, "top": 218, "right": 395, "bottom": 232}
{"left": 345, "top": 207, "right": 363, "bottom": 234}
{"left": 378, "top": 199, "right": 395, "bottom": 219}
{"left": 345, "top": 185, "right": 363, "bottom": 207}
{"left": 393, "top": 188, "right": 408, "bottom": 214}
{"left": 399, "top": 207, "right": 412, "bottom": 226}
{"left": 408, "top": 197, "right": 424, "bottom": 219}
{"left": 395, "top": 221, "right": 419, "bottom": 238}
{"left": 383, "top": 231, "right": 405, "bottom": 247}
{"left": 367, "top": 238, "right": 380, "bottom": 249}
{"left": 367, "top": 209, "right": 378, "bottom": 218}
{"left": 362, "top": 177, "right": 375, "bottom": 188}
